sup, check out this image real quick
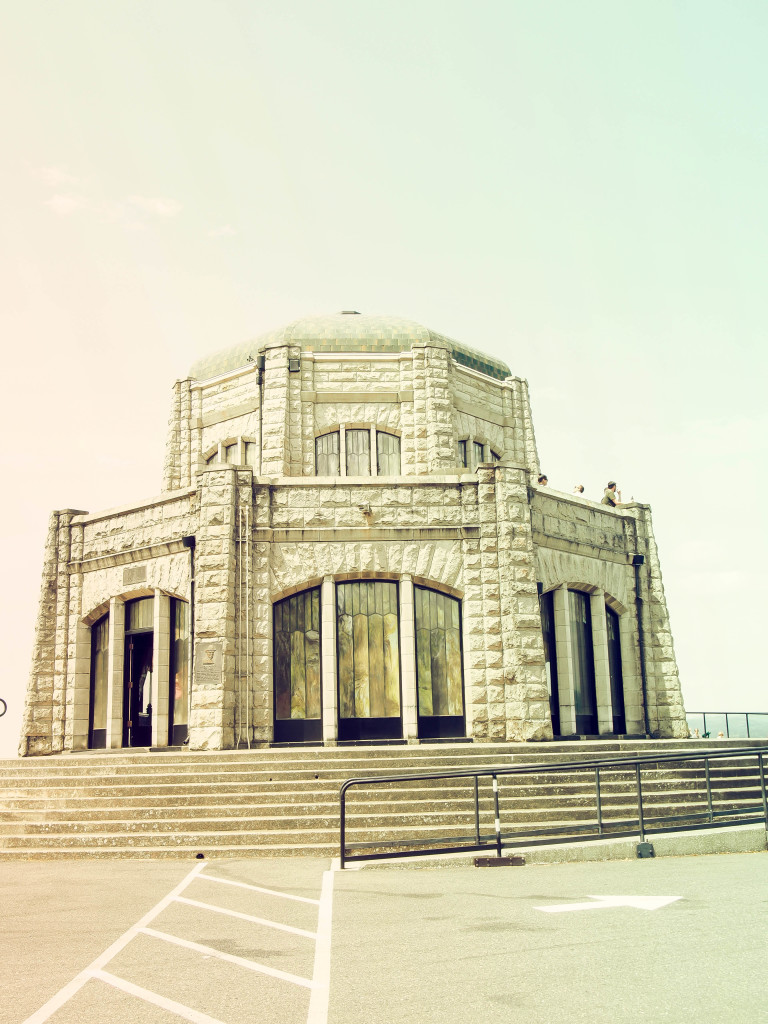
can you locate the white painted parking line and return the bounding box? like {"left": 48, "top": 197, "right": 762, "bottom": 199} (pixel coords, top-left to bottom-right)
{"left": 306, "top": 868, "right": 335, "bottom": 1024}
{"left": 95, "top": 969, "right": 227, "bottom": 1024}
{"left": 197, "top": 873, "right": 321, "bottom": 905}
{"left": 21, "top": 861, "right": 206, "bottom": 1024}
{"left": 535, "top": 894, "right": 683, "bottom": 913}
{"left": 175, "top": 895, "right": 318, "bottom": 938}
{"left": 141, "top": 926, "right": 315, "bottom": 988}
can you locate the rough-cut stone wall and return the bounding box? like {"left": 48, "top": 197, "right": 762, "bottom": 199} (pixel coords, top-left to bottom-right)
{"left": 531, "top": 487, "right": 687, "bottom": 738}
{"left": 192, "top": 466, "right": 238, "bottom": 749}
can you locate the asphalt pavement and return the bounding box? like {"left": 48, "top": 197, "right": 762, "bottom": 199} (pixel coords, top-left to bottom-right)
{"left": 1, "top": 851, "right": 766, "bottom": 1024}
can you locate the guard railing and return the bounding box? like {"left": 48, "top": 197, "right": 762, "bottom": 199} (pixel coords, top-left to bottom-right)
{"left": 686, "top": 712, "right": 768, "bottom": 739}
{"left": 339, "top": 746, "right": 768, "bottom": 868}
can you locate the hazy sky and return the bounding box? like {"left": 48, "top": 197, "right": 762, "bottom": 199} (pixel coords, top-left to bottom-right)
{"left": 1, "top": 1, "right": 766, "bottom": 756}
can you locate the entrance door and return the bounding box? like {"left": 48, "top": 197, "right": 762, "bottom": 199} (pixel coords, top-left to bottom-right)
{"left": 337, "top": 580, "right": 402, "bottom": 741}
{"left": 124, "top": 632, "right": 154, "bottom": 747}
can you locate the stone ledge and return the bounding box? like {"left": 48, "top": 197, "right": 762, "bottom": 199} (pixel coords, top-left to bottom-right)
{"left": 253, "top": 526, "right": 481, "bottom": 543}
{"left": 67, "top": 539, "right": 189, "bottom": 574}
{"left": 72, "top": 489, "right": 196, "bottom": 525}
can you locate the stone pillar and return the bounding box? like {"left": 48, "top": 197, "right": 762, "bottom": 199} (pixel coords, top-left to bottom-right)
{"left": 553, "top": 585, "right": 577, "bottom": 735}
{"left": 190, "top": 465, "right": 238, "bottom": 749}
{"left": 590, "top": 589, "right": 613, "bottom": 734}
{"left": 261, "top": 344, "right": 301, "bottom": 477}
{"left": 493, "top": 466, "right": 553, "bottom": 741}
{"left": 106, "top": 598, "right": 125, "bottom": 748}
{"left": 619, "top": 612, "right": 644, "bottom": 735}
{"left": 412, "top": 341, "right": 455, "bottom": 474}
{"left": 66, "top": 521, "right": 89, "bottom": 752}
{"left": 152, "top": 590, "right": 170, "bottom": 747}
{"left": 625, "top": 506, "right": 687, "bottom": 738}
{"left": 399, "top": 575, "right": 419, "bottom": 742}
{"left": 321, "top": 577, "right": 338, "bottom": 745}
{"left": 163, "top": 379, "right": 183, "bottom": 492}
{"left": 251, "top": 484, "right": 272, "bottom": 744}
{"left": 19, "top": 512, "right": 60, "bottom": 755}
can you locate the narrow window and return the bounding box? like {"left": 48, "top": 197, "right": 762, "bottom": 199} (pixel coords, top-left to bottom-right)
{"left": 89, "top": 614, "right": 109, "bottom": 749}
{"left": 376, "top": 432, "right": 401, "bottom": 475}
{"left": 539, "top": 591, "right": 560, "bottom": 735}
{"left": 458, "top": 440, "right": 468, "bottom": 467}
{"left": 568, "top": 590, "right": 598, "bottom": 734}
{"left": 244, "top": 441, "right": 257, "bottom": 467}
{"left": 315, "top": 432, "right": 340, "bottom": 475}
{"left": 224, "top": 442, "right": 237, "bottom": 463}
{"left": 473, "top": 441, "right": 485, "bottom": 466}
{"left": 169, "top": 599, "right": 189, "bottom": 745}
{"left": 606, "top": 606, "right": 626, "bottom": 734}
{"left": 491, "top": 450, "right": 501, "bottom": 462}
{"left": 346, "top": 429, "right": 371, "bottom": 476}
{"left": 274, "top": 588, "right": 322, "bottom": 742}
{"left": 206, "top": 452, "right": 217, "bottom": 465}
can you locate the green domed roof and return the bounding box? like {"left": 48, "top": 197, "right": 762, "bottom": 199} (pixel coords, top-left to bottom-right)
{"left": 189, "top": 312, "right": 511, "bottom": 382}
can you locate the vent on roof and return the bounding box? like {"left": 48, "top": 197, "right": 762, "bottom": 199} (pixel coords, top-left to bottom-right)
{"left": 340, "top": 310, "right": 360, "bottom": 314}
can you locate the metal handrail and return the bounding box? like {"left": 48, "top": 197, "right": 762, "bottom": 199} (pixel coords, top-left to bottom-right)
{"left": 339, "top": 745, "right": 768, "bottom": 868}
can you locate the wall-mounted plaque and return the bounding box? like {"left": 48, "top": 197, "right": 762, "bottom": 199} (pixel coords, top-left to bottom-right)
{"left": 195, "top": 643, "right": 222, "bottom": 685}
{"left": 123, "top": 565, "right": 148, "bottom": 586}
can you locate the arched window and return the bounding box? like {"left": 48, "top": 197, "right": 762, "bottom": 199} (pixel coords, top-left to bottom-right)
{"left": 414, "top": 586, "right": 465, "bottom": 738}
{"left": 345, "top": 429, "right": 371, "bottom": 475}
{"left": 273, "top": 588, "right": 322, "bottom": 742}
{"left": 376, "top": 432, "right": 401, "bottom": 475}
{"left": 606, "top": 606, "right": 626, "bottom": 734}
{"left": 89, "top": 614, "right": 109, "bottom": 749}
{"left": 315, "top": 432, "right": 340, "bottom": 475}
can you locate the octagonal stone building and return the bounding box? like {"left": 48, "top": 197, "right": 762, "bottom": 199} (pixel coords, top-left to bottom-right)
{"left": 20, "top": 312, "right": 687, "bottom": 756}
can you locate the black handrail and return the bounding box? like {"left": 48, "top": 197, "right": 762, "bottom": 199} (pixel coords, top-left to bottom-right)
{"left": 339, "top": 745, "right": 768, "bottom": 868}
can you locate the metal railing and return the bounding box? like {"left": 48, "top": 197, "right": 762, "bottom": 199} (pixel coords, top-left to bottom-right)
{"left": 339, "top": 746, "right": 768, "bottom": 868}
{"left": 686, "top": 712, "right": 768, "bottom": 739}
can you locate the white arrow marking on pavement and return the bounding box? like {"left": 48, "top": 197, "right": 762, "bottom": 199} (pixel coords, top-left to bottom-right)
{"left": 535, "top": 895, "right": 682, "bottom": 913}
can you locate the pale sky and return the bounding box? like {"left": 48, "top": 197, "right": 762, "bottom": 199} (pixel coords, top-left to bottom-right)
{"left": 1, "top": 1, "right": 766, "bottom": 756}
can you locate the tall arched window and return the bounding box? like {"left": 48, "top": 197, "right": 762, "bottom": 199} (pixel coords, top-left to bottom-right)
{"left": 415, "top": 586, "right": 465, "bottom": 738}
{"left": 568, "top": 590, "right": 598, "bottom": 734}
{"left": 315, "top": 432, "right": 341, "bottom": 475}
{"left": 273, "top": 588, "right": 322, "bottom": 742}
{"left": 89, "top": 614, "right": 109, "bottom": 749}
{"left": 606, "top": 606, "right": 626, "bottom": 734}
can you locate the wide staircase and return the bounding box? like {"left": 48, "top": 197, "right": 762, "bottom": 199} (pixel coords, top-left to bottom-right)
{"left": 0, "top": 740, "right": 765, "bottom": 860}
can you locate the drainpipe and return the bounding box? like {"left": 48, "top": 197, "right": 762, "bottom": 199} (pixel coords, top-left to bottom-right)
{"left": 256, "top": 353, "right": 265, "bottom": 475}
{"left": 632, "top": 553, "right": 650, "bottom": 737}
{"left": 182, "top": 535, "right": 196, "bottom": 741}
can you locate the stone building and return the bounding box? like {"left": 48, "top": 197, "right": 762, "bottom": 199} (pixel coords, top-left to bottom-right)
{"left": 20, "top": 312, "right": 687, "bottom": 756}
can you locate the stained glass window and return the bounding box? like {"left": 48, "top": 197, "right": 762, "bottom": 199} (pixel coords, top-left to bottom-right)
{"left": 539, "top": 590, "right": 560, "bottom": 735}
{"left": 89, "top": 614, "right": 109, "bottom": 748}
{"left": 569, "top": 590, "right": 597, "bottom": 733}
{"left": 126, "top": 597, "right": 154, "bottom": 632}
{"left": 414, "top": 587, "right": 463, "bottom": 718}
{"left": 376, "top": 432, "right": 401, "bottom": 476}
{"left": 336, "top": 581, "right": 400, "bottom": 719}
{"left": 606, "top": 606, "right": 626, "bottom": 733}
{"left": 345, "top": 429, "right": 371, "bottom": 476}
{"left": 170, "top": 599, "right": 189, "bottom": 739}
{"left": 273, "top": 589, "right": 321, "bottom": 721}
{"left": 315, "top": 432, "right": 340, "bottom": 476}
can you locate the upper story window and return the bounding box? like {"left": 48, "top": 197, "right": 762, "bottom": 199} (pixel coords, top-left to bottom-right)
{"left": 458, "top": 438, "right": 502, "bottom": 470}
{"left": 204, "top": 437, "right": 258, "bottom": 468}
{"left": 316, "top": 428, "right": 401, "bottom": 477}
{"left": 377, "top": 431, "right": 401, "bottom": 475}
{"left": 346, "top": 429, "right": 370, "bottom": 476}
{"left": 315, "top": 432, "right": 341, "bottom": 475}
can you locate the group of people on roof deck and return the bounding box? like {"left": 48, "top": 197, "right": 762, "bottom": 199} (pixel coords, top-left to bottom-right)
{"left": 536, "top": 475, "right": 623, "bottom": 507}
